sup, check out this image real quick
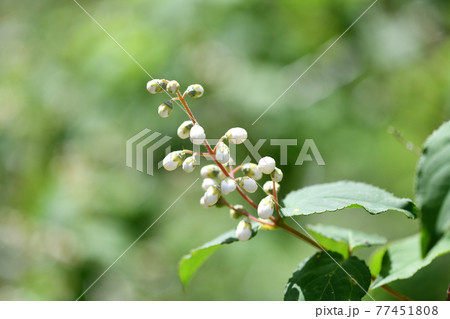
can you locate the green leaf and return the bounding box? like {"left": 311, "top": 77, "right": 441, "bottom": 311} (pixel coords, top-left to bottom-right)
{"left": 371, "top": 232, "right": 450, "bottom": 289}
{"left": 178, "top": 224, "right": 260, "bottom": 287}
{"left": 284, "top": 251, "right": 371, "bottom": 301}
{"left": 416, "top": 120, "right": 450, "bottom": 255}
{"left": 282, "top": 181, "right": 417, "bottom": 219}
{"left": 368, "top": 246, "right": 388, "bottom": 278}
{"left": 307, "top": 224, "right": 387, "bottom": 259}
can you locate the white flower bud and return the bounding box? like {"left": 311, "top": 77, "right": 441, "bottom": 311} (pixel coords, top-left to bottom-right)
{"left": 177, "top": 120, "right": 194, "bottom": 139}
{"left": 200, "top": 196, "right": 208, "bottom": 208}
{"left": 257, "top": 156, "right": 276, "bottom": 174}
{"left": 229, "top": 204, "right": 246, "bottom": 219}
{"left": 236, "top": 219, "right": 252, "bottom": 241}
{"left": 225, "top": 127, "right": 247, "bottom": 144}
{"left": 202, "top": 178, "right": 218, "bottom": 191}
{"left": 257, "top": 196, "right": 274, "bottom": 219}
{"left": 271, "top": 167, "right": 283, "bottom": 183}
{"left": 190, "top": 124, "right": 206, "bottom": 145}
{"left": 215, "top": 142, "right": 230, "bottom": 164}
{"left": 182, "top": 156, "right": 196, "bottom": 173}
{"left": 218, "top": 170, "right": 226, "bottom": 180}
{"left": 204, "top": 186, "right": 221, "bottom": 206}
{"left": 239, "top": 177, "right": 258, "bottom": 193}
{"left": 166, "top": 80, "right": 180, "bottom": 93}
{"left": 221, "top": 177, "right": 236, "bottom": 195}
{"left": 200, "top": 165, "right": 220, "bottom": 178}
{"left": 263, "top": 181, "right": 280, "bottom": 194}
{"left": 185, "top": 84, "right": 204, "bottom": 98}
{"left": 158, "top": 100, "right": 173, "bottom": 118}
{"left": 163, "top": 151, "right": 185, "bottom": 171}
{"left": 146, "top": 79, "right": 162, "bottom": 94}
{"left": 147, "top": 79, "right": 168, "bottom": 93}
{"left": 242, "top": 163, "right": 262, "bottom": 181}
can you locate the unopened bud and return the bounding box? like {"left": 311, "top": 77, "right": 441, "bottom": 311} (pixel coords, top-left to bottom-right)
{"left": 215, "top": 142, "right": 230, "bottom": 164}
{"left": 146, "top": 79, "right": 162, "bottom": 94}
{"left": 236, "top": 219, "right": 252, "bottom": 241}
{"left": 230, "top": 204, "right": 247, "bottom": 220}
{"left": 257, "top": 196, "right": 274, "bottom": 219}
{"left": 221, "top": 177, "right": 236, "bottom": 195}
{"left": 257, "top": 156, "right": 276, "bottom": 174}
{"left": 202, "top": 177, "right": 218, "bottom": 191}
{"left": 182, "top": 156, "right": 196, "bottom": 173}
{"left": 241, "top": 163, "right": 262, "bottom": 181}
{"left": 271, "top": 167, "right": 283, "bottom": 183}
{"left": 200, "top": 165, "right": 221, "bottom": 178}
{"left": 158, "top": 100, "right": 173, "bottom": 118}
{"left": 263, "top": 181, "right": 280, "bottom": 194}
{"left": 185, "top": 84, "right": 204, "bottom": 98}
{"left": 163, "top": 151, "right": 185, "bottom": 171}
{"left": 239, "top": 176, "right": 258, "bottom": 193}
{"left": 177, "top": 120, "right": 194, "bottom": 139}
{"left": 225, "top": 127, "right": 247, "bottom": 144}
{"left": 200, "top": 196, "right": 208, "bottom": 208}
{"left": 203, "top": 185, "right": 221, "bottom": 206}
{"left": 190, "top": 124, "right": 206, "bottom": 145}
{"left": 166, "top": 80, "right": 180, "bottom": 93}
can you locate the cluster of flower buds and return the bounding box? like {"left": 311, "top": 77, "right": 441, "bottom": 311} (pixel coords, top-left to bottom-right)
{"left": 150, "top": 80, "right": 284, "bottom": 242}
{"left": 146, "top": 79, "right": 204, "bottom": 118}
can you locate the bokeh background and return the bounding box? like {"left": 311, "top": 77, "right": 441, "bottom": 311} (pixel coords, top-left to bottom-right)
{"left": 1, "top": 0, "right": 449, "bottom": 300}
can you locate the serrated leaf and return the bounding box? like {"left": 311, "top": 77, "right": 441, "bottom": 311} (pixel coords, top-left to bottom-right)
{"left": 284, "top": 251, "right": 371, "bottom": 301}
{"left": 416, "top": 120, "right": 450, "bottom": 255}
{"left": 178, "top": 224, "right": 260, "bottom": 287}
{"left": 371, "top": 232, "right": 450, "bottom": 289}
{"left": 307, "top": 224, "right": 387, "bottom": 259}
{"left": 282, "top": 181, "right": 417, "bottom": 219}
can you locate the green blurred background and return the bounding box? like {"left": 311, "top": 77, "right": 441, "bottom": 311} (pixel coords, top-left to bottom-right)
{"left": 1, "top": 0, "right": 449, "bottom": 300}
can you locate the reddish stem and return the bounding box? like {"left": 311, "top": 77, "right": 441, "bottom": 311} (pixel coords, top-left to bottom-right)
{"left": 177, "top": 92, "right": 258, "bottom": 210}
{"left": 222, "top": 198, "right": 275, "bottom": 226}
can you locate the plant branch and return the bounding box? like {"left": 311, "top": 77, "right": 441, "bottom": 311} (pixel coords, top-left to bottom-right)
{"left": 221, "top": 198, "right": 275, "bottom": 226}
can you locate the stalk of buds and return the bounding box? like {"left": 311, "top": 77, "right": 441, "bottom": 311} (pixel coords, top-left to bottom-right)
{"left": 147, "top": 79, "right": 284, "bottom": 240}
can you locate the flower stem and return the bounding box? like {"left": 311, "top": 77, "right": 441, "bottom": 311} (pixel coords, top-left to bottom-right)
{"left": 221, "top": 198, "right": 275, "bottom": 226}
{"left": 177, "top": 92, "right": 258, "bottom": 210}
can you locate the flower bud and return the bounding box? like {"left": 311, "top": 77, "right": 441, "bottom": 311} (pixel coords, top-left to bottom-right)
{"left": 215, "top": 142, "right": 230, "bottom": 164}
{"left": 230, "top": 210, "right": 241, "bottom": 219}
{"left": 236, "top": 219, "right": 252, "bottom": 241}
{"left": 146, "top": 79, "right": 162, "bottom": 94}
{"left": 166, "top": 80, "right": 180, "bottom": 93}
{"left": 241, "top": 163, "right": 262, "bottom": 181}
{"left": 221, "top": 177, "right": 236, "bottom": 195}
{"left": 263, "top": 181, "right": 280, "bottom": 194}
{"left": 163, "top": 151, "right": 185, "bottom": 171}
{"left": 204, "top": 185, "right": 221, "bottom": 206}
{"left": 202, "top": 177, "right": 218, "bottom": 191}
{"left": 229, "top": 204, "right": 246, "bottom": 219}
{"left": 157, "top": 79, "right": 169, "bottom": 91}
{"left": 239, "top": 176, "right": 258, "bottom": 193}
{"left": 185, "top": 84, "right": 204, "bottom": 98}
{"left": 257, "top": 196, "right": 274, "bottom": 219}
{"left": 200, "top": 165, "right": 220, "bottom": 178}
{"left": 158, "top": 100, "right": 173, "bottom": 118}
{"left": 225, "top": 127, "right": 247, "bottom": 144}
{"left": 218, "top": 170, "right": 226, "bottom": 180}
{"left": 177, "top": 120, "right": 194, "bottom": 139}
{"left": 200, "top": 196, "right": 208, "bottom": 208}
{"left": 271, "top": 167, "right": 283, "bottom": 183}
{"left": 190, "top": 124, "right": 206, "bottom": 145}
{"left": 182, "top": 156, "right": 196, "bottom": 173}
{"left": 257, "top": 156, "right": 276, "bottom": 174}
